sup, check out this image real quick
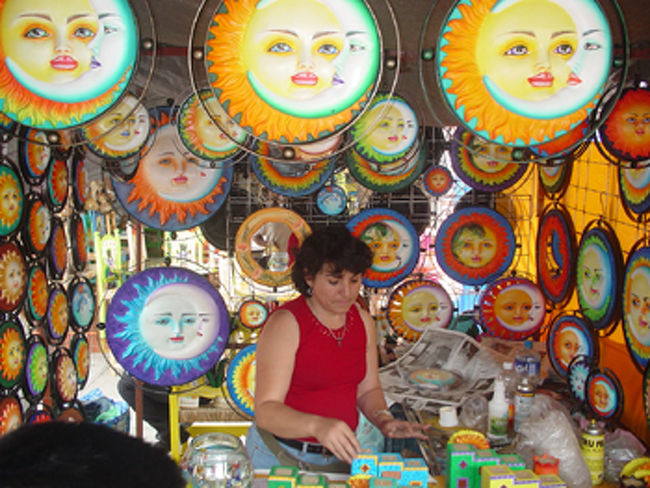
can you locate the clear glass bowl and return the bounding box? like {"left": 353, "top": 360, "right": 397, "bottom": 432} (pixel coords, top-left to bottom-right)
{"left": 180, "top": 432, "right": 254, "bottom": 488}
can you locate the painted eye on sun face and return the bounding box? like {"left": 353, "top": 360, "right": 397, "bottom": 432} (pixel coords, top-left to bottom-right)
{"left": 73, "top": 26, "right": 96, "bottom": 40}
{"left": 553, "top": 43, "right": 574, "bottom": 56}
{"left": 504, "top": 44, "right": 528, "bottom": 56}
{"left": 25, "top": 27, "right": 50, "bottom": 39}
{"left": 268, "top": 42, "right": 292, "bottom": 54}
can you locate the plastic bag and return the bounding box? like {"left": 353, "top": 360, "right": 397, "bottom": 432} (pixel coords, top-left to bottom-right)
{"left": 513, "top": 394, "right": 591, "bottom": 488}
{"left": 459, "top": 394, "right": 488, "bottom": 434}
{"left": 604, "top": 428, "right": 648, "bottom": 483}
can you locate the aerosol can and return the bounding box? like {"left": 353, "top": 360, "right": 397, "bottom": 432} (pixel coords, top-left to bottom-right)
{"left": 581, "top": 419, "right": 605, "bottom": 485}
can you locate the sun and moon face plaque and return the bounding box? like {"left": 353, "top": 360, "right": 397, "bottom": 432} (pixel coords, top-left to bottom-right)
{"left": 437, "top": 0, "right": 614, "bottom": 148}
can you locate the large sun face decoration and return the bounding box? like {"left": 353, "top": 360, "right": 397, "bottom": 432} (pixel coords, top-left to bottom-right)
{"left": 437, "top": 0, "right": 612, "bottom": 147}
{"left": 204, "top": 0, "right": 381, "bottom": 143}
{"left": 112, "top": 108, "right": 234, "bottom": 231}
{"left": 387, "top": 279, "right": 454, "bottom": 342}
{"left": 0, "top": 319, "right": 26, "bottom": 389}
{"left": 347, "top": 208, "right": 420, "bottom": 288}
{"left": 0, "top": 163, "right": 23, "bottom": 236}
{"left": 0, "top": 0, "right": 138, "bottom": 129}
{"left": 479, "top": 277, "right": 545, "bottom": 340}
{"left": 0, "top": 241, "right": 26, "bottom": 312}
{"left": 106, "top": 267, "right": 230, "bottom": 386}
{"left": 435, "top": 206, "right": 515, "bottom": 285}
{"left": 226, "top": 344, "right": 256, "bottom": 418}
{"left": 600, "top": 87, "right": 650, "bottom": 163}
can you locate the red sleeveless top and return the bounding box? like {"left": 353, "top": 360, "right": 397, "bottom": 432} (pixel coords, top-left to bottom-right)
{"left": 281, "top": 295, "right": 367, "bottom": 442}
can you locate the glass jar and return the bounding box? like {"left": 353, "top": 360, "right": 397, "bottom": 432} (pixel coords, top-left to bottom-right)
{"left": 180, "top": 432, "right": 254, "bottom": 488}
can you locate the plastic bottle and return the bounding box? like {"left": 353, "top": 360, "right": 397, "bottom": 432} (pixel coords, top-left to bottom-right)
{"left": 513, "top": 375, "right": 535, "bottom": 433}
{"left": 498, "top": 361, "right": 516, "bottom": 436}
{"left": 514, "top": 340, "right": 541, "bottom": 386}
{"left": 487, "top": 378, "right": 509, "bottom": 445}
{"left": 581, "top": 419, "right": 605, "bottom": 485}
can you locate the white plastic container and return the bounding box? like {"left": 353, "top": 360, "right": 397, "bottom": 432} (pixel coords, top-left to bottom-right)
{"left": 487, "top": 378, "right": 509, "bottom": 444}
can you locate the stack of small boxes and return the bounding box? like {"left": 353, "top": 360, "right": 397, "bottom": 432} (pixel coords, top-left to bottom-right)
{"left": 446, "top": 444, "right": 566, "bottom": 488}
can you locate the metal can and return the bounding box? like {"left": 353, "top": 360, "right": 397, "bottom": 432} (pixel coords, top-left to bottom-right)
{"left": 581, "top": 419, "right": 605, "bottom": 485}
{"left": 513, "top": 376, "right": 535, "bottom": 433}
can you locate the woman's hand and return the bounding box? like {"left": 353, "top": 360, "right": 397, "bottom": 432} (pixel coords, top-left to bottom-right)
{"left": 311, "top": 417, "right": 361, "bottom": 464}
{"left": 377, "top": 416, "right": 431, "bottom": 440}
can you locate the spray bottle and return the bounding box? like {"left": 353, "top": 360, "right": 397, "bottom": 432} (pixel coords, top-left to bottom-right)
{"left": 487, "top": 378, "right": 509, "bottom": 445}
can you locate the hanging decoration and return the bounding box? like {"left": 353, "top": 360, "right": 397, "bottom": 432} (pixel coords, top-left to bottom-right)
{"left": 18, "top": 128, "right": 52, "bottom": 185}
{"left": 177, "top": 88, "right": 248, "bottom": 162}
{"left": 24, "top": 404, "right": 54, "bottom": 424}
{"left": 435, "top": 206, "right": 515, "bottom": 286}
{"left": 575, "top": 222, "right": 623, "bottom": 330}
{"left": 479, "top": 276, "right": 545, "bottom": 340}
{"left": 547, "top": 313, "right": 599, "bottom": 379}
{"left": 450, "top": 127, "right": 528, "bottom": 192}
{"left": 0, "top": 393, "right": 22, "bottom": 435}
{"left": 105, "top": 267, "right": 230, "bottom": 386}
{"left": 68, "top": 277, "right": 96, "bottom": 333}
{"left": 538, "top": 158, "right": 573, "bottom": 199}
{"left": 226, "top": 344, "right": 256, "bottom": 419}
{"left": 46, "top": 156, "right": 69, "bottom": 213}
{"left": 46, "top": 284, "right": 69, "bottom": 346}
{"left": 82, "top": 92, "right": 151, "bottom": 160}
{"left": 0, "top": 241, "right": 26, "bottom": 314}
{"left": 585, "top": 367, "right": 624, "bottom": 421}
{"left": 437, "top": 0, "right": 613, "bottom": 147}
{"left": 0, "top": 160, "right": 24, "bottom": 238}
{"left": 203, "top": 0, "right": 382, "bottom": 143}
{"left": 422, "top": 165, "right": 453, "bottom": 198}
{"left": 71, "top": 334, "right": 90, "bottom": 390}
{"left": 237, "top": 298, "right": 268, "bottom": 330}
{"left": 386, "top": 279, "right": 454, "bottom": 342}
{"left": 48, "top": 218, "right": 68, "bottom": 280}
{"left": 536, "top": 204, "right": 576, "bottom": 306}
{"left": 235, "top": 208, "right": 311, "bottom": 288}
{"left": 24, "top": 262, "right": 49, "bottom": 327}
{"left": 618, "top": 163, "right": 650, "bottom": 217}
{"left": 51, "top": 347, "right": 78, "bottom": 407}
{"left": 598, "top": 86, "right": 650, "bottom": 163}
{"left": 70, "top": 214, "right": 89, "bottom": 273}
{"left": 0, "top": 318, "right": 26, "bottom": 390}
{"left": 23, "top": 334, "right": 49, "bottom": 404}
{"left": 567, "top": 354, "right": 594, "bottom": 403}
{"left": 112, "top": 106, "right": 234, "bottom": 231}
{"left": 347, "top": 207, "right": 420, "bottom": 288}
{"left": 21, "top": 195, "right": 52, "bottom": 257}
{"left": 622, "top": 245, "right": 650, "bottom": 372}
{"left": 0, "top": 0, "right": 139, "bottom": 129}
{"left": 71, "top": 151, "right": 90, "bottom": 211}
{"left": 316, "top": 184, "right": 347, "bottom": 215}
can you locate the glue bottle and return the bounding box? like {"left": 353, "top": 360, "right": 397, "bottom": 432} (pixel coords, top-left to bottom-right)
{"left": 487, "top": 378, "right": 509, "bottom": 445}
{"left": 581, "top": 419, "right": 605, "bottom": 485}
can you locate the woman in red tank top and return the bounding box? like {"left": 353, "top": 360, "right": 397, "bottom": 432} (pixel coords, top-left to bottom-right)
{"left": 248, "top": 225, "right": 429, "bottom": 470}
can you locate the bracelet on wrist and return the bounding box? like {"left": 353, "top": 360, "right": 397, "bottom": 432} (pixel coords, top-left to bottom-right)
{"left": 373, "top": 408, "right": 394, "bottom": 421}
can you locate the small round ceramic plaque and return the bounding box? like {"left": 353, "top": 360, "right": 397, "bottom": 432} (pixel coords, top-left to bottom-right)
{"left": 24, "top": 262, "right": 49, "bottom": 326}
{"left": 537, "top": 205, "right": 576, "bottom": 306}
{"left": 71, "top": 334, "right": 90, "bottom": 390}
{"left": 479, "top": 277, "right": 545, "bottom": 340}
{"left": 51, "top": 347, "right": 78, "bottom": 407}
{"left": 347, "top": 207, "right": 420, "bottom": 288}
{"left": 23, "top": 334, "right": 49, "bottom": 403}
{"left": 622, "top": 245, "right": 650, "bottom": 372}
{"left": 68, "top": 277, "right": 96, "bottom": 333}
{"left": 46, "top": 156, "right": 69, "bottom": 213}
{"left": 0, "top": 318, "right": 26, "bottom": 390}
{"left": 237, "top": 298, "right": 268, "bottom": 330}
{"left": 316, "top": 184, "right": 347, "bottom": 215}
{"left": 435, "top": 206, "right": 515, "bottom": 286}
{"left": 547, "top": 313, "right": 598, "bottom": 379}
{"left": 618, "top": 164, "right": 650, "bottom": 217}
{"left": 0, "top": 161, "right": 24, "bottom": 238}
{"left": 48, "top": 218, "right": 68, "bottom": 280}
{"left": 226, "top": 344, "right": 256, "bottom": 418}
{"left": 0, "top": 241, "right": 27, "bottom": 313}
{"left": 538, "top": 159, "right": 573, "bottom": 199}
{"left": 387, "top": 279, "right": 454, "bottom": 342}
{"left": 22, "top": 195, "right": 52, "bottom": 257}
{"left": 235, "top": 208, "right": 311, "bottom": 288}
{"left": 46, "top": 284, "right": 69, "bottom": 346}
{"left": 599, "top": 87, "right": 650, "bottom": 163}
{"left": 105, "top": 267, "right": 230, "bottom": 386}
{"left": 70, "top": 213, "right": 89, "bottom": 273}
{"left": 82, "top": 93, "right": 150, "bottom": 160}
{"left": 450, "top": 127, "right": 528, "bottom": 192}
{"left": 24, "top": 403, "right": 54, "bottom": 424}
{"left": 576, "top": 223, "right": 623, "bottom": 330}
{"left": 567, "top": 354, "right": 594, "bottom": 404}
{"left": 586, "top": 367, "right": 623, "bottom": 421}
{"left": 422, "top": 165, "right": 453, "bottom": 197}
{"left": 0, "top": 393, "right": 22, "bottom": 435}
{"left": 18, "top": 128, "right": 52, "bottom": 185}
{"left": 204, "top": 0, "right": 382, "bottom": 143}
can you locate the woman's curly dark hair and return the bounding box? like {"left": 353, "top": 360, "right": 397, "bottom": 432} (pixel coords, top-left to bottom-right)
{"left": 291, "top": 225, "right": 372, "bottom": 295}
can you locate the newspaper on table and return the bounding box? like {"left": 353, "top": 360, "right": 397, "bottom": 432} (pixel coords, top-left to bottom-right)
{"left": 379, "top": 327, "right": 500, "bottom": 411}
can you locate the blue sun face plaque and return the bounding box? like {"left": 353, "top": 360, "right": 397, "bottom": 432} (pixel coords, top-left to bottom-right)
{"left": 105, "top": 267, "right": 230, "bottom": 386}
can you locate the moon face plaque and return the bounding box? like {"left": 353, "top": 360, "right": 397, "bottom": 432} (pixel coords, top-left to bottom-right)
{"left": 347, "top": 208, "right": 420, "bottom": 288}
{"left": 437, "top": 0, "right": 613, "bottom": 147}
{"left": 0, "top": 0, "right": 139, "bottom": 129}
{"left": 622, "top": 246, "right": 650, "bottom": 372}
{"left": 106, "top": 267, "right": 230, "bottom": 386}
{"left": 435, "top": 206, "right": 516, "bottom": 286}
{"left": 479, "top": 277, "right": 545, "bottom": 340}
{"left": 547, "top": 313, "right": 598, "bottom": 379}
{"left": 204, "top": 0, "right": 382, "bottom": 143}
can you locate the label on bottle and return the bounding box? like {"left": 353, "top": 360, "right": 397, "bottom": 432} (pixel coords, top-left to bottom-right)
{"left": 488, "top": 415, "right": 508, "bottom": 440}
{"left": 581, "top": 432, "right": 604, "bottom": 484}
{"left": 513, "top": 391, "right": 534, "bottom": 432}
